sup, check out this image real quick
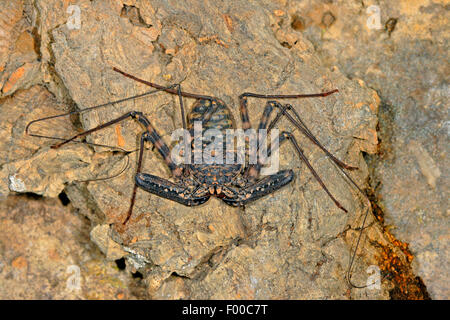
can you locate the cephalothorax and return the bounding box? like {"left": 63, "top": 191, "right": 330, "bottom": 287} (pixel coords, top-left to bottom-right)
{"left": 26, "top": 67, "right": 371, "bottom": 288}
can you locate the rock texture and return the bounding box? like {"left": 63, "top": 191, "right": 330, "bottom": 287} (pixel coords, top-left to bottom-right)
{"left": 0, "top": 195, "right": 144, "bottom": 299}
{"left": 276, "top": 0, "right": 447, "bottom": 299}
{"left": 1, "top": 0, "right": 441, "bottom": 300}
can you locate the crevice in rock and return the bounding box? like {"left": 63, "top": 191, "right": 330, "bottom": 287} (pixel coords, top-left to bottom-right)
{"left": 120, "top": 5, "right": 152, "bottom": 28}
{"left": 58, "top": 190, "right": 70, "bottom": 206}
{"left": 363, "top": 169, "right": 431, "bottom": 300}
{"left": 131, "top": 270, "right": 144, "bottom": 279}
{"left": 115, "top": 257, "right": 126, "bottom": 270}
{"left": 171, "top": 271, "right": 190, "bottom": 279}
{"left": 20, "top": 192, "right": 44, "bottom": 201}
{"left": 364, "top": 98, "right": 431, "bottom": 300}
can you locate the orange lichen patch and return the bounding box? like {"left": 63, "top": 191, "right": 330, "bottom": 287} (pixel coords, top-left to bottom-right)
{"left": 366, "top": 128, "right": 378, "bottom": 146}
{"left": 116, "top": 292, "right": 125, "bottom": 299}
{"left": 198, "top": 35, "right": 229, "bottom": 48}
{"left": 115, "top": 124, "right": 125, "bottom": 147}
{"left": 47, "top": 248, "right": 61, "bottom": 261}
{"left": 367, "top": 186, "right": 430, "bottom": 299}
{"left": 11, "top": 256, "right": 28, "bottom": 269}
{"left": 274, "top": 9, "right": 285, "bottom": 17}
{"left": 223, "top": 14, "right": 233, "bottom": 33}
{"left": 353, "top": 102, "right": 365, "bottom": 109}
{"left": 130, "top": 236, "right": 138, "bottom": 244}
{"left": 371, "top": 90, "right": 381, "bottom": 106}
{"left": 385, "top": 232, "right": 413, "bottom": 263}
{"left": 2, "top": 64, "right": 26, "bottom": 94}
{"left": 375, "top": 242, "right": 428, "bottom": 300}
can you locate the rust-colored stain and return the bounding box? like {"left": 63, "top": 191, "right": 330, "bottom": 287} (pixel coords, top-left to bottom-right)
{"left": 2, "top": 65, "right": 26, "bottom": 94}
{"left": 11, "top": 256, "right": 27, "bottom": 269}
{"left": 375, "top": 241, "right": 429, "bottom": 300}
{"left": 366, "top": 186, "right": 430, "bottom": 300}
{"left": 115, "top": 123, "right": 125, "bottom": 147}
{"left": 130, "top": 236, "right": 138, "bottom": 244}
{"left": 223, "top": 14, "right": 233, "bottom": 32}
{"left": 116, "top": 292, "right": 125, "bottom": 299}
{"left": 198, "top": 35, "right": 229, "bottom": 48}
{"left": 273, "top": 9, "right": 285, "bottom": 17}
{"left": 48, "top": 248, "right": 61, "bottom": 261}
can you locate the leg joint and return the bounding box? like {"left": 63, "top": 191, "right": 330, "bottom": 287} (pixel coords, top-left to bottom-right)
{"left": 130, "top": 111, "right": 144, "bottom": 118}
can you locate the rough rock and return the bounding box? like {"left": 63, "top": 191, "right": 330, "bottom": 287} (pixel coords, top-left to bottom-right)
{"left": 0, "top": 0, "right": 403, "bottom": 299}
{"left": 277, "top": 0, "right": 447, "bottom": 299}
{"left": 0, "top": 195, "right": 144, "bottom": 299}
{"left": 0, "top": 0, "right": 41, "bottom": 98}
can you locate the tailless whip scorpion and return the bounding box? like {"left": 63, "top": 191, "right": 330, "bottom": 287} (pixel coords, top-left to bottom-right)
{"left": 26, "top": 67, "right": 375, "bottom": 289}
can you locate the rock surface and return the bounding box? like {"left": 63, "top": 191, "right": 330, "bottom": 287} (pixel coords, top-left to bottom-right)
{"left": 276, "top": 0, "right": 447, "bottom": 299}
{"left": 0, "top": 195, "right": 144, "bottom": 299}
{"left": 0, "top": 0, "right": 440, "bottom": 300}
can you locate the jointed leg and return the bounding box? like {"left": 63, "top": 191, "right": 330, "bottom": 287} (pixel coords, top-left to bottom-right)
{"left": 26, "top": 85, "right": 179, "bottom": 151}
{"left": 135, "top": 173, "right": 210, "bottom": 207}
{"left": 51, "top": 111, "right": 182, "bottom": 176}
{"left": 239, "top": 95, "right": 355, "bottom": 212}
{"left": 244, "top": 100, "right": 279, "bottom": 181}
{"left": 48, "top": 110, "right": 184, "bottom": 224}
{"left": 113, "top": 67, "right": 219, "bottom": 101}
{"left": 239, "top": 126, "right": 349, "bottom": 212}
{"left": 269, "top": 103, "right": 365, "bottom": 196}
{"left": 238, "top": 90, "right": 356, "bottom": 171}
{"left": 280, "top": 131, "right": 348, "bottom": 213}
{"left": 273, "top": 104, "right": 357, "bottom": 170}
{"left": 222, "top": 170, "right": 294, "bottom": 206}
{"left": 123, "top": 132, "right": 146, "bottom": 225}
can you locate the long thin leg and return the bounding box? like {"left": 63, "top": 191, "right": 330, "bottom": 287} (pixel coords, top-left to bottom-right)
{"left": 245, "top": 101, "right": 279, "bottom": 180}
{"left": 238, "top": 90, "right": 338, "bottom": 129}
{"left": 241, "top": 98, "right": 352, "bottom": 212}
{"left": 269, "top": 105, "right": 374, "bottom": 288}
{"left": 239, "top": 92, "right": 374, "bottom": 287}
{"left": 245, "top": 125, "right": 348, "bottom": 212}
{"left": 26, "top": 86, "right": 178, "bottom": 151}
{"left": 51, "top": 111, "right": 183, "bottom": 178}
{"left": 281, "top": 131, "right": 348, "bottom": 213}
{"left": 53, "top": 111, "right": 184, "bottom": 225}
{"left": 112, "top": 69, "right": 222, "bottom": 131}
{"left": 113, "top": 67, "right": 219, "bottom": 100}
{"left": 239, "top": 91, "right": 356, "bottom": 171}
{"left": 123, "top": 132, "right": 146, "bottom": 225}
{"left": 276, "top": 105, "right": 357, "bottom": 170}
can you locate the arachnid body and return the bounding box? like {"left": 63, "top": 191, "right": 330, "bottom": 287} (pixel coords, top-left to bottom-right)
{"left": 28, "top": 67, "right": 359, "bottom": 225}
{"left": 26, "top": 67, "right": 371, "bottom": 288}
